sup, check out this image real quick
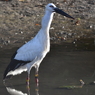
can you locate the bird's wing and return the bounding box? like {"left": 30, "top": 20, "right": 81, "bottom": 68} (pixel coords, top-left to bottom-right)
{"left": 3, "top": 38, "right": 43, "bottom": 79}
{"left": 14, "top": 39, "right": 42, "bottom": 61}
{"left": 10, "top": 38, "right": 43, "bottom": 70}
{"left": 10, "top": 59, "right": 31, "bottom": 70}
{"left": 3, "top": 49, "right": 38, "bottom": 79}
{"left": 3, "top": 59, "right": 31, "bottom": 79}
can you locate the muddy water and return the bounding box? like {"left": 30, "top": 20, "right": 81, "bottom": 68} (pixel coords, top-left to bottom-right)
{"left": 0, "top": 43, "right": 95, "bottom": 95}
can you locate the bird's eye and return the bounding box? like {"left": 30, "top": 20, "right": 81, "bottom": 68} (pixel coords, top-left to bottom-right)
{"left": 49, "top": 5, "right": 54, "bottom": 8}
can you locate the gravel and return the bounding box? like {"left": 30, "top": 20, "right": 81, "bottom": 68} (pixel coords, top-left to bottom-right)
{"left": 0, "top": 0, "right": 95, "bottom": 48}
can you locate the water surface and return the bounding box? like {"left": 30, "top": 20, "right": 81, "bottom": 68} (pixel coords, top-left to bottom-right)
{"left": 0, "top": 43, "right": 95, "bottom": 95}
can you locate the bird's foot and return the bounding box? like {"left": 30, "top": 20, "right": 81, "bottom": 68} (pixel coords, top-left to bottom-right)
{"left": 26, "top": 84, "right": 30, "bottom": 90}
{"left": 35, "top": 88, "right": 39, "bottom": 95}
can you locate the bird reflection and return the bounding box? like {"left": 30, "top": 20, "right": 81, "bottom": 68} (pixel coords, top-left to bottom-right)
{"left": 4, "top": 81, "right": 39, "bottom": 95}
{"left": 6, "top": 87, "right": 28, "bottom": 95}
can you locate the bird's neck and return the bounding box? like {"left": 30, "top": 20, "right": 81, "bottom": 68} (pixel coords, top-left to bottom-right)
{"left": 41, "top": 11, "right": 54, "bottom": 31}
{"left": 35, "top": 11, "right": 54, "bottom": 51}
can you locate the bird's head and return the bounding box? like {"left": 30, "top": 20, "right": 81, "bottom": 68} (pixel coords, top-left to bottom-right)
{"left": 45, "top": 3, "right": 56, "bottom": 12}
{"left": 45, "top": 3, "right": 74, "bottom": 19}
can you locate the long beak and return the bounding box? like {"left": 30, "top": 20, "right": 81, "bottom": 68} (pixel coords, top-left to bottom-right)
{"left": 54, "top": 8, "right": 74, "bottom": 19}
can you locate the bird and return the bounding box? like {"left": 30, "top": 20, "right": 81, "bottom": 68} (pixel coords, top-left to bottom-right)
{"left": 3, "top": 3, "right": 74, "bottom": 87}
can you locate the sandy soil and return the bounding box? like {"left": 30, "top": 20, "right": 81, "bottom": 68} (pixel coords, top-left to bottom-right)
{"left": 0, "top": 0, "right": 95, "bottom": 48}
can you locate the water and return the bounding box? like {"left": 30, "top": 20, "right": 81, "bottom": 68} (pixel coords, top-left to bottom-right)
{"left": 0, "top": 43, "right": 95, "bottom": 95}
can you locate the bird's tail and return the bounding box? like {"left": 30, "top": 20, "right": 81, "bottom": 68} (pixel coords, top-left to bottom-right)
{"left": 3, "top": 64, "right": 12, "bottom": 81}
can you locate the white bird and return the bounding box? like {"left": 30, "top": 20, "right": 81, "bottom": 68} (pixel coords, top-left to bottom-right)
{"left": 3, "top": 3, "right": 74, "bottom": 86}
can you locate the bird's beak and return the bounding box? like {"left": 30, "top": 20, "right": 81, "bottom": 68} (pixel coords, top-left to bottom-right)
{"left": 54, "top": 8, "right": 74, "bottom": 19}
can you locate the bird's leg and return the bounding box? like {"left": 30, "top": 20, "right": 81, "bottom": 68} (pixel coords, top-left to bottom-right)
{"left": 26, "top": 73, "right": 30, "bottom": 90}
{"left": 35, "top": 67, "right": 39, "bottom": 87}
{"left": 35, "top": 72, "right": 39, "bottom": 86}
{"left": 35, "top": 70, "right": 39, "bottom": 95}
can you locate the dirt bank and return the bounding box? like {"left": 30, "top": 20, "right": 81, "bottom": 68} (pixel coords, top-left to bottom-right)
{"left": 0, "top": 0, "right": 95, "bottom": 48}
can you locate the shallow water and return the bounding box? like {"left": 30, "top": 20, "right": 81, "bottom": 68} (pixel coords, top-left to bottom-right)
{"left": 0, "top": 43, "right": 95, "bottom": 95}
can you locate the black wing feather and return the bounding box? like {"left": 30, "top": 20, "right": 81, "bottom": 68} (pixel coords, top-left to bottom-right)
{"left": 3, "top": 53, "right": 31, "bottom": 80}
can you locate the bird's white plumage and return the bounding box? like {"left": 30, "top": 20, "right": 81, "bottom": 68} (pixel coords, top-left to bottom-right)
{"left": 14, "top": 3, "right": 56, "bottom": 64}
{"left": 4, "top": 3, "right": 74, "bottom": 81}
{"left": 14, "top": 29, "right": 50, "bottom": 61}
{"left": 7, "top": 3, "right": 56, "bottom": 76}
